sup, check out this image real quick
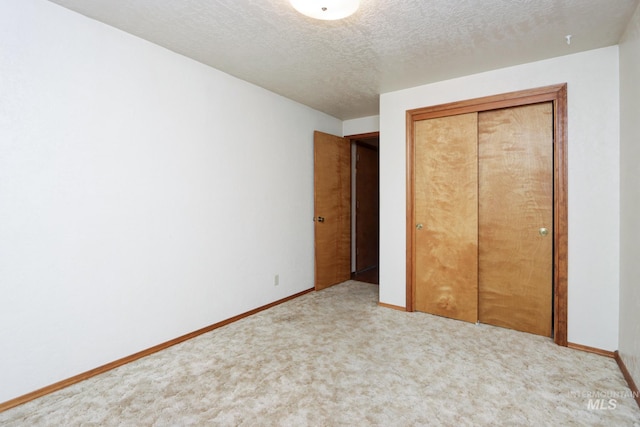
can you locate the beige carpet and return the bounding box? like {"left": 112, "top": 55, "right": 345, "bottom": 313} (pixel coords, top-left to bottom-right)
{"left": 1, "top": 281, "right": 639, "bottom": 426}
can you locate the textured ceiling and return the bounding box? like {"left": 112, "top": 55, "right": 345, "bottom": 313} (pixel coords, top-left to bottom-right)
{"left": 48, "top": 0, "right": 639, "bottom": 120}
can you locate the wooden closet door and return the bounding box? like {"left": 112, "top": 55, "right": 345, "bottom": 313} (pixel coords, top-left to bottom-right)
{"left": 414, "top": 113, "right": 478, "bottom": 323}
{"left": 478, "top": 103, "right": 553, "bottom": 336}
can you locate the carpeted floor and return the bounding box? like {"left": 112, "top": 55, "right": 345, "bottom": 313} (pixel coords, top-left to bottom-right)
{"left": 1, "top": 281, "right": 639, "bottom": 426}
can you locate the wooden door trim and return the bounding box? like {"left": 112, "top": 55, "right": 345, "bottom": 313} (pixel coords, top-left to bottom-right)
{"left": 406, "top": 83, "right": 568, "bottom": 346}
{"left": 346, "top": 131, "right": 380, "bottom": 140}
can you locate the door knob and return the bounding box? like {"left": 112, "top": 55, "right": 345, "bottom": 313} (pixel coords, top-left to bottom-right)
{"left": 416, "top": 223, "right": 423, "bottom": 230}
{"left": 539, "top": 227, "right": 548, "bottom": 236}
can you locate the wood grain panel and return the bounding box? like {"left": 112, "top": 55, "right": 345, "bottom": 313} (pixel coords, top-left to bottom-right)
{"left": 414, "top": 113, "right": 478, "bottom": 323}
{"left": 314, "top": 131, "right": 351, "bottom": 290}
{"left": 478, "top": 103, "right": 553, "bottom": 336}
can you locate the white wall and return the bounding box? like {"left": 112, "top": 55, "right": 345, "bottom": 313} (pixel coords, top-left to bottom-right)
{"left": 0, "top": 0, "right": 341, "bottom": 403}
{"left": 380, "top": 47, "right": 620, "bottom": 351}
{"left": 343, "top": 116, "right": 380, "bottom": 136}
{"left": 619, "top": 2, "right": 640, "bottom": 387}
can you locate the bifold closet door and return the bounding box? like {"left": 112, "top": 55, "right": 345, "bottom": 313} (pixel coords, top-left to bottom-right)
{"left": 414, "top": 113, "right": 478, "bottom": 323}
{"left": 478, "top": 103, "right": 553, "bottom": 336}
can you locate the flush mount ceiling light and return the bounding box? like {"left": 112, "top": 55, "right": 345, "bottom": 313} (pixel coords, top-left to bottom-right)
{"left": 290, "top": 0, "right": 360, "bottom": 20}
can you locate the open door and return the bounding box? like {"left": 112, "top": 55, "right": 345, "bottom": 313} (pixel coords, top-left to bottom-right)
{"left": 314, "top": 131, "right": 351, "bottom": 290}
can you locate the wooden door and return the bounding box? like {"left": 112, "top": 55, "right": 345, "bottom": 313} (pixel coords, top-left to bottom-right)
{"left": 414, "top": 113, "right": 478, "bottom": 323}
{"left": 355, "top": 143, "right": 379, "bottom": 277}
{"left": 314, "top": 131, "right": 351, "bottom": 290}
{"left": 478, "top": 103, "right": 553, "bottom": 336}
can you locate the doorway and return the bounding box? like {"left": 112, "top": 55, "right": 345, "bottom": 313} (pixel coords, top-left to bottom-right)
{"left": 351, "top": 134, "right": 379, "bottom": 284}
{"left": 313, "top": 131, "right": 380, "bottom": 290}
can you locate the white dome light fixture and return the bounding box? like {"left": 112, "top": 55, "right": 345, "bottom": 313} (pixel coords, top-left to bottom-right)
{"left": 290, "top": 0, "right": 360, "bottom": 20}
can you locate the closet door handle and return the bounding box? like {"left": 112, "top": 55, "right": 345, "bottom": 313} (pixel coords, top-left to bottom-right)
{"left": 416, "top": 223, "right": 423, "bottom": 230}
{"left": 539, "top": 227, "right": 548, "bottom": 236}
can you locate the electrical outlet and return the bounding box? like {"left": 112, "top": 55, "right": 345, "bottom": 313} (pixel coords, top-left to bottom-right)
{"left": 274, "top": 274, "right": 279, "bottom": 286}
